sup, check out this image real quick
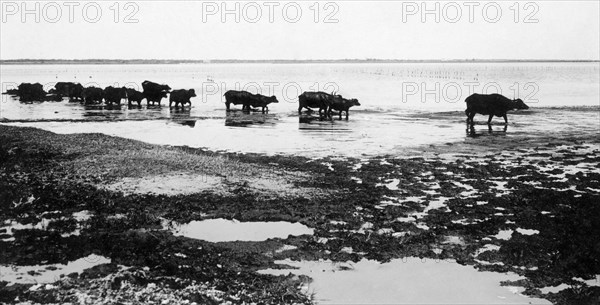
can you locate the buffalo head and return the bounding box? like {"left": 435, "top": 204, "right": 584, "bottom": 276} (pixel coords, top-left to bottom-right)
{"left": 349, "top": 98, "right": 360, "bottom": 107}
{"left": 514, "top": 98, "right": 529, "bottom": 110}
{"left": 189, "top": 89, "right": 197, "bottom": 97}
{"left": 269, "top": 95, "right": 279, "bottom": 103}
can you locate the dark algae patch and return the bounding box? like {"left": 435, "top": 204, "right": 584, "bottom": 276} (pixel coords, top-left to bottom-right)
{"left": 1, "top": 124, "right": 599, "bottom": 304}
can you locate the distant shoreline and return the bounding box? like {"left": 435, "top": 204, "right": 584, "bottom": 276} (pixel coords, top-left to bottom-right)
{"left": 1, "top": 59, "right": 598, "bottom": 65}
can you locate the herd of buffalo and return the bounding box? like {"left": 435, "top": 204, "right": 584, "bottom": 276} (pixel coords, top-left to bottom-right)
{"left": 4, "top": 81, "right": 529, "bottom": 123}
{"left": 5, "top": 81, "right": 194, "bottom": 108}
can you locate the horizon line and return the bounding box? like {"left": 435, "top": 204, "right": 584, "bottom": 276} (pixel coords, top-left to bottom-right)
{"left": 1, "top": 58, "right": 599, "bottom": 64}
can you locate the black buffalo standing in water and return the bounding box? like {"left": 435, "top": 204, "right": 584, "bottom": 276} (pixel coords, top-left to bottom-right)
{"left": 245, "top": 94, "right": 278, "bottom": 113}
{"left": 16, "top": 83, "right": 46, "bottom": 102}
{"left": 465, "top": 93, "right": 529, "bottom": 125}
{"left": 50, "top": 82, "right": 84, "bottom": 101}
{"left": 125, "top": 88, "right": 145, "bottom": 106}
{"left": 224, "top": 90, "right": 253, "bottom": 111}
{"left": 298, "top": 91, "right": 342, "bottom": 118}
{"left": 142, "top": 80, "right": 171, "bottom": 105}
{"left": 103, "top": 86, "right": 128, "bottom": 105}
{"left": 328, "top": 96, "right": 360, "bottom": 120}
{"left": 82, "top": 86, "right": 104, "bottom": 104}
{"left": 224, "top": 90, "right": 277, "bottom": 112}
{"left": 169, "top": 89, "right": 196, "bottom": 107}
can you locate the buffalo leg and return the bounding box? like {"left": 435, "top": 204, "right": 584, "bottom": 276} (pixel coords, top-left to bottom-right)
{"left": 326, "top": 107, "right": 332, "bottom": 118}
{"left": 320, "top": 107, "right": 329, "bottom": 118}
{"left": 226, "top": 102, "right": 231, "bottom": 111}
{"left": 487, "top": 115, "right": 494, "bottom": 125}
{"left": 467, "top": 112, "right": 475, "bottom": 125}
{"left": 503, "top": 114, "right": 508, "bottom": 124}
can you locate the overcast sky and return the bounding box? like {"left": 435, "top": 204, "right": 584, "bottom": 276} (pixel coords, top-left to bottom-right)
{"left": 1, "top": 1, "right": 598, "bottom": 60}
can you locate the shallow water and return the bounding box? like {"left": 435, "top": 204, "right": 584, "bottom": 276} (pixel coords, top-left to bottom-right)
{"left": 1, "top": 63, "right": 598, "bottom": 157}
{"left": 259, "top": 257, "right": 551, "bottom": 304}
{"left": 4, "top": 107, "right": 598, "bottom": 158}
{"left": 0, "top": 255, "right": 111, "bottom": 284}
{"left": 1, "top": 62, "right": 598, "bottom": 113}
{"left": 172, "top": 218, "right": 314, "bottom": 242}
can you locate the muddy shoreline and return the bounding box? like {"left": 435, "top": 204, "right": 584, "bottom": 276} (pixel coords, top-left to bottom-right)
{"left": 1, "top": 124, "right": 599, "bottom": 304}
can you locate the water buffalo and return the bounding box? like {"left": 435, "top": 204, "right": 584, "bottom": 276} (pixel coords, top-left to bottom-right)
{"left": 17, "top": 83, "right": 46, "bottom": 102}
{"left": 50, "top": 82, "right": 83, "bottom": 101}
{"left": 298, "top": 91, "right": 341, "bottom": 118}
{"left": 246, "top": 94, "right": 278, "bottom": 113}
{"left": 169, "top": 89, "right": 196, "bottom": 107}
{"left": 465, "top": 93, "right": 529, "bottom": 125}
{"left": 82, "top": 86, "right": 104, "bottom": 104}
{"left": 68, "top": 84, "right": 84, "bottom": 101}
{"left": 223, "top": 90, "right": 279, "bottom": 113}
{"left": 224, "top": 90, "right": 253, "bottom": 111}
{"left": 103, "top": 86, "right": 127, "bottom": 105}
{"left": 329, "top": 97, "right": 360, "bottom": 120}
{"left": 142, "top": 80, "right": 171, "bottom": 105}
{"left": 49, "top": 82, "right": 72, "bottom": 96}
{"left": 125, "top": 88, "right": 145, "bottom": 106}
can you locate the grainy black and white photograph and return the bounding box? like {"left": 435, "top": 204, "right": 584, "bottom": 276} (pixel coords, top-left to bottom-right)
{"left": 0, "top": 1, "right": 599, "bottom": 304}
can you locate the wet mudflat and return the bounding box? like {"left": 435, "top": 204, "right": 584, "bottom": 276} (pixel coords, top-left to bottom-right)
{"left": 1, "top": 122, "right": 599, "bottom": 304}
{"left": 1, "top": 61, "right": 599, "bottom": 304}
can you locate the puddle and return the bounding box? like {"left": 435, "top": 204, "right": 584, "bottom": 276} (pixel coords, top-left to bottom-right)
{"left": 259, "top": 257, "right": 551, "bottom": 304}
{"left": 380, "top": 178, "right": 400, "bottom": 190}
{"left": 495, "top": 230, "right": 514, "bottom": 240}
{"left": 1, "top": 210, "right": 93, "bottom": 241}
{"left": 515, "top": 228, "right": 540, "bottom": 235}
{"left": 539, "top": 275, "right": 600, "bottom": 294}
{"left": 0, "top": 255, "right": 111, "bottom": 284}
{"left": 172, "top": 218, "right": 314, "bottom": 242}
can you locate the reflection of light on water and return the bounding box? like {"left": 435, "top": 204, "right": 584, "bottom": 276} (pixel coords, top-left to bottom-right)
{"left": 0, "top": 255, "right": 111, "bottom": 284}
{"left": 1, "top": 109, "right": 599, "bottom": 159}
{"left": 172, "top": 218, "right": 314, "bottom": 242}
{"left": 259, "top": 257, "right": 551, "bottom": 305}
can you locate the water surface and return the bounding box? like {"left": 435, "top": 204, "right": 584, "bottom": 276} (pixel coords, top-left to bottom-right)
{"left": 1, "top": 63, "right": 597, "bottom": 157}
{"left": 260, "top": 257, "right": 551, "bottom": 304}
{"left": 172, "top": 218, "right": 314, "bottom": 242}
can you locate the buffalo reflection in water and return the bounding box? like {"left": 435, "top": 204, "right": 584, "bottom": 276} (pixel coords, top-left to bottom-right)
{"left": 466, "top": 124, "right": 508, "bottom": 138}
{"left": 225, "top": 110, "right": 276, "bottom": 127}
